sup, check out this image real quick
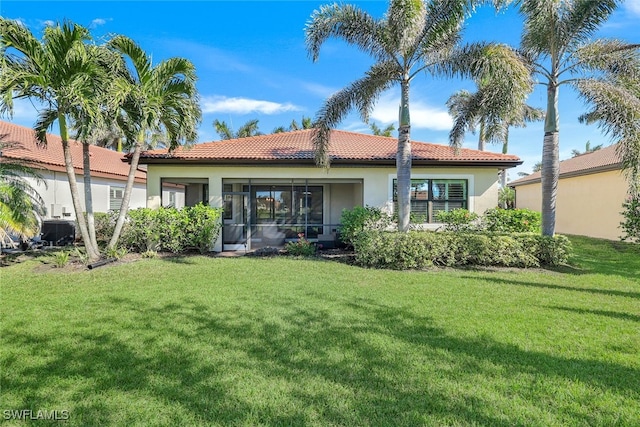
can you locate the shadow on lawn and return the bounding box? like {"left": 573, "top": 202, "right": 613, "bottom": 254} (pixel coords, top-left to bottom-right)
{"left": 3, "top": 295, "right": 639, "bottom": 425}
{"left": 459, "top": 276, "right": 640, "bottom": 300}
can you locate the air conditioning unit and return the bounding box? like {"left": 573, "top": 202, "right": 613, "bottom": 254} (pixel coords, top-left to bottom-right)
{"left": 50, "top": 204, "right": 63, "bottom": 218}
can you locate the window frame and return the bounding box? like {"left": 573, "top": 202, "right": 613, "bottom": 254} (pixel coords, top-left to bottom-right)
{"left": 391, "top": 177, "right": 471, "bottom": 223}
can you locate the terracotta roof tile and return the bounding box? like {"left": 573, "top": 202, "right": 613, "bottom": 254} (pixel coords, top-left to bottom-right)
{"left": 0, "top": 120, "right": 146, "bottom": 181}
{"left": 140, "top": 129, "right": 522, "bottom": 165}
{"left": 510, "top": 144, "right": 621, "bottom": 186}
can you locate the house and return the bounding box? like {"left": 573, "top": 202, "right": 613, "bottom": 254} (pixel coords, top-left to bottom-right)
{"left": 509, "top": 144, "right": 628, "bottom": 240}
{"left": 138, "top": 129, "right": 522, "bottom": 251}
{"left": 0, "top": 120, "right": 178, "bottom": 220}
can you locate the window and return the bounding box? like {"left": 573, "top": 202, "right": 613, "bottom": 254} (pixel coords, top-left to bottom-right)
{"left": 393, "top": 179, "right": 468, "bottom": 223}
{"left": 109, "top": 186, "right": 125, "bottom": 211}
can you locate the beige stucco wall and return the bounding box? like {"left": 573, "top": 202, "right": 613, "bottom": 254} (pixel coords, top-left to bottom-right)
{"left": 514, "top": 169, "right": 628, "bottom": 240}
{"left": 146, "top": 164, "right": 502, "bottom": 251}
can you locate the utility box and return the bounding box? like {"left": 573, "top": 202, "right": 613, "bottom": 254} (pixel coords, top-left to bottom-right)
{"left": 40, "top": 220, "right": 76, "bottom": 246}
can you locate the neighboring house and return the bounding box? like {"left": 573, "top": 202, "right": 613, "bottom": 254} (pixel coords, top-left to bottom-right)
{"left": 0, "top": 120, "right": 171, "bottom": 221}
{"left": 139, "top": 129, "right": 522, "bottom": 251}
{"left": 509, "top": 144, "right": 628, "bottom": 240}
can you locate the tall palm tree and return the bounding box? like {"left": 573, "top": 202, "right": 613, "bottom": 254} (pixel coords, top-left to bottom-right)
{"left": 306, "top": 0, "right": 531, "bottom": 231}
{"left": 106, "top": 35, "right": 201, "bottom": 250}
{"left": 213, "top": 119, "right": 261, "bottom": 140}
{"left": 447, "top": 85, "right": 544, "bottom": 186}
{"left": 0, "top": 139, "right": 45, "bottom": 242}
{"left": 0, "top": 19, "right": 107, "bottom": 260}
{"left": 447, "top": 87, "right": 544, "bottom": 153}
{"left": 517, "top": 0, "right": 638, "bottom": 236}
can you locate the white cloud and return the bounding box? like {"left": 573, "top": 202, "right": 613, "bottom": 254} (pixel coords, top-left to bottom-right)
{"left": 201, "top": 96, "right": 301, "bottom": 115}
{"left": 370, "top": 93, "right": 453, "bottom": 131}
{"left": 89, "top": 18, "right": 107, "bottom": 29}
{"left": 625, "top": 0, "right": 640, "bottom": 15}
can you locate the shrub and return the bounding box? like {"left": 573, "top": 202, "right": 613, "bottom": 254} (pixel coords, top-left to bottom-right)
{"left": 339, "top": 206, "right": 393, "bottom": 246}
{"left": 93, "top": 211, "right": 117, "bottom": 247}
{"left": 482, "top": 208, "right": 541, "bottom": 233}
{"left": 121, "top": 204, "right": 223, "bottom": 254}
{"left": 352, "top": 230, "right": 571, "bottom": 269}
{"left": 285, "top": 233, "right": 316, "bottom": 256}
{"left": 435, "top": 209, "right": 479, "bottom": 231}
{"left": 620, "top": 193, "right": 640, "bottom": 243}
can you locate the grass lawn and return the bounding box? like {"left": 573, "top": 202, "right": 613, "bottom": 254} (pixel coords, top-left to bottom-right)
{"left": 1, "top": 236, "right": 639, "bottom": 426}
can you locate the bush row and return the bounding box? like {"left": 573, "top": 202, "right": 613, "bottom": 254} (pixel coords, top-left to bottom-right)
{"left": 353, "top": 230, "right": 571, "bottom": 269}
{"left": 94, "top": 204, "right": 223, "bottom": 253}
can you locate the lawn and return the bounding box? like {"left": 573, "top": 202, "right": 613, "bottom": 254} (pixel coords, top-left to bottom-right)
{"left": 1, "top": 236, "right": 639, "bottom": 426}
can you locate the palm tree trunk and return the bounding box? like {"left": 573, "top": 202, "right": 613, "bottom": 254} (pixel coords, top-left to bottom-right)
{"left": 397, "top": 77, "right": 412, "bottom": 232}
{"left": 500, "top": 128, "right": 510, "bottom": 188}
{"left": 541, "top": 83, "right": 560, "bottom": 236}
{"left": 82, "top": 142, "right": 99, "bottom": 254}
{"left": 108, "top": 134, "right": 142, "bottom": 249}
{"left": 478, "top": 121, "right": 486, "bottom": 151}
{"left": 58, "top": 115, "right": 100, "bottom": 261}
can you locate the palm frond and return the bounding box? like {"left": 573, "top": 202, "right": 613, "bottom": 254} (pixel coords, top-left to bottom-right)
{"left": 305, "top": 3, "right": 384, "bottom": 62}
{"left": 313, "top": 61, "right": 397, "bottom": 167}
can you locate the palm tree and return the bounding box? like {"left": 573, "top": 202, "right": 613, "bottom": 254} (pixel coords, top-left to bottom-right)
{"left": 106, "top": 35, "right": 201, "bottom": 250}
{"left": 577, "top": 72, "right": 640, "bottom": 194}
{"left": 447, "top": 88, "right": 544, "bottom": 154}
{"left": 516, "top": 0, "right": 638, "bottom": 236}
{"left": 273, "top": 116, "right": 314, "bottom": 133}
{"left": 447, "top": 84, "right": 544, "bottom": 187}
{"left": 0, "top": 139, "right": 45, "bottom": 242}
{"left": 213, "top": 119, "right": 262, "bottom": 140}
{"left": 305, "top": 0, "right": 531, "bottom": 231}
{"left": 0, "top": 19, "right": 107, "bottom": 260}
{"left": 571, "top": 141, "right": 603, "bottom": 158}
{"left": 370, "top": 122, "right": 396, "bottom": 137}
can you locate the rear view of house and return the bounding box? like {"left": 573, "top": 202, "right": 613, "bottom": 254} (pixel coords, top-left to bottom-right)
{"left": 139, "top": 129, "right": 522, "bottom": 251}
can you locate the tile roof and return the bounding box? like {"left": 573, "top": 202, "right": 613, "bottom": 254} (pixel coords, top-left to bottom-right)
{"left": 139, "top": 129, "right": 522, "bottom": 166}
{"left": 0, "top": 120, "right": 146, "bottom": 182}
{"left": 509, "top": 144, "right": 622, "bottom": 186}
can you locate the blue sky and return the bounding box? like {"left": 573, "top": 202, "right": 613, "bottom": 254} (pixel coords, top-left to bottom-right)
{"left": 1, "top": 0, "right": 639, "bottom": 178}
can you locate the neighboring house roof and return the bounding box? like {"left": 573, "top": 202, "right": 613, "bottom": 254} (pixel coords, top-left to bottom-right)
{"left": 0, "top": 120, "right": 146, "bottom": 183}
{"left": 139, "top": 129, "right": 522, "bottom": 167}
{"left": 509, "top": 144, "right": 622, "bottom": 187}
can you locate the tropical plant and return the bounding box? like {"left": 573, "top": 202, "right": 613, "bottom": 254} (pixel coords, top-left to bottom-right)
{"left": 570, "top": 141, "right": 603, "bottom": 158}
{"left": 0, "top": 140, "right": 46, "bottom": 241}
{"left": 106, "top": 35, "right": 201, "bottom": 250}
{"left": 273, "top": 116, "right": 314, "bottom": 133}
{"left": 498, "top": 186, "right": 515, "bottom": 209}
{"left": 213, "top": 119, "right": 261, "bottom": 140}
{"left": 515, "top": 0, "right": 638, "bottom": 236}
{"left": 370, "top": 122, "right": 396, "bottom": 137}
{"left": 305, "top": 0, "right": 531, "bottom": 232}
{"left": 577, "top": 61, "right": 640, "bottom": 195}
{"left": 0, "top": 19, "right": 108, "bottom": 260}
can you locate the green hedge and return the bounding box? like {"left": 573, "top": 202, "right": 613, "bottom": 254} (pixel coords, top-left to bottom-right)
{"left": 93, "top": 205, "right": 223, "bottom": 254}
{"left": 353, "top": 230, "right": 571, "bottom": 270}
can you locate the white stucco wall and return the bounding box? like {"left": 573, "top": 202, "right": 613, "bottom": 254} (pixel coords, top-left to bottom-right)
{"left": 25, "top": 170, "right": 147, "bottom": 219}
{"left": 145, "top": 164, "right": 503, "bottom": 251}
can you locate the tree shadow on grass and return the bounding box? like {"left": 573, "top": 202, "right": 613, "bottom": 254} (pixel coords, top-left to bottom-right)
{"left": 3, "top": 294, "right": 638, "bottom": 425}
{"left": 459, "top": 275, "right": 640, "bottom": 300}
{"left": 544, "top": 305, "right": 640, "bottom": 323}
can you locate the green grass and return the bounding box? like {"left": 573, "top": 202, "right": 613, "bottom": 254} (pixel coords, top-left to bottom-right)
{"left": 1, "top": 236, "right": 639, "bottom": 426}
